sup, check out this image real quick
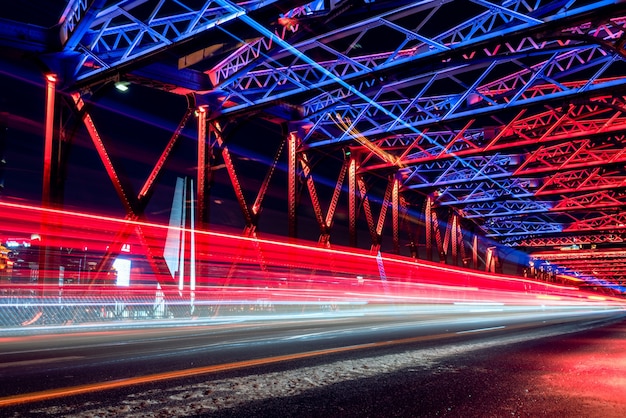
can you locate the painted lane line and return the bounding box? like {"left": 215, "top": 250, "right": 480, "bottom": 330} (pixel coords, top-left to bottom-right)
{"left": 282, "top": 331, "right": 335, "bottom": 340}
{"left": 457, "top": 326, "right": 505, "bottom": 334}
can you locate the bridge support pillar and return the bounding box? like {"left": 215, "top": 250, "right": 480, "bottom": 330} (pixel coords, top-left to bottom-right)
{"left": 287, "top": 130, "right": 297, "bottom": 240}
{"left": 39, "top": 74, "right": 60, "bottom": 289}
{"left": 42, "top": 74, "right": 56, "bottom": 208}
{"left": 196, "top": 106, "right": 210, "bottom": 229}
{"left": 392, "top": 174, "right": 400, "bottom": 254}
{"left": 348, "top": 156, "right": 357, "bottom": 247}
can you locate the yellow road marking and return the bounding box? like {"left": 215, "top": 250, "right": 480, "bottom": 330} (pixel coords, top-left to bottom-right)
{"left": 0, "top": 330, "right": 466, "bottom": 407}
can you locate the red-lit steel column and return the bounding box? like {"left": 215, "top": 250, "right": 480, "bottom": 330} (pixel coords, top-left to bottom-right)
{"left": 196, "top": 106, "right": 209, "bottom": 228}
{"left": 39, "top": 74, "right": 57, "bottom": 289}
{"left": 392, "top": 174, "right": 400, "bottom": 254}
{"left": 486, "top": 246, "right": 499, "bottom": 273}
{"left": 485, "top": 247, "right": 493, "bottom": 272}
{"left": 288, "top": 130, "right": 297, "bottom": 239}
{"left": 348, "top": 156, "right": 357, "bottom": 247}
{"left": 42, "top": 74, "right": 56, "bottom": 208}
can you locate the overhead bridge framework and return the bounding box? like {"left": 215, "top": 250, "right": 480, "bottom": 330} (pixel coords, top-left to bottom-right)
{"left": 2, "top": 0, "right": 626, "bottom": 293}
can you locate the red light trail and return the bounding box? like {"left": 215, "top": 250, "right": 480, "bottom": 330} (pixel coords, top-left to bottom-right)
{"left": 0, "top": 200, "right": 623, "bottom": 329}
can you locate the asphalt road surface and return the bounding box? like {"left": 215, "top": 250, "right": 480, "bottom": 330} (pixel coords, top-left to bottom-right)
{"left": 1, "top": 305, "right": 625, "bottom": 417}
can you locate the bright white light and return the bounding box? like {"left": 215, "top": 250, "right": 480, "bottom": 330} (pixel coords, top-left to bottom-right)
{"left": 115, "top": 81, "right": 130, "bottom": 92}
{"left": 114, "top": 258, "right": 131, "bottom": 287}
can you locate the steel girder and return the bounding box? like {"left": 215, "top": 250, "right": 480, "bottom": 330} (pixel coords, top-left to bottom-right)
{"left": 504, "top": 232, "right": 626, "bottom": 246}
{"left": 463, "top": 200, "right": 554, "bottom": 218}
{"left": 0, "top": 0, "right": 322, "bottom": 93}
{"left": 213, "top": 0, "right": 623, "bottom": 113}
{"left": 484, "top": 217, "right": 564, "bottom": 237}
{"left": 350, "top": 124, "right": 625, "bottom": 227}
{"left": 398, "top": 138, "right": 626, "bottom": 208}
{"left": 303, "top": 51, "right": 623, "bottom": 146}
{"left": 463, "top": 190, "right": 626, "bottom": 219}
{"left": 58, "top": 0, "right": 307, "bottom": 85}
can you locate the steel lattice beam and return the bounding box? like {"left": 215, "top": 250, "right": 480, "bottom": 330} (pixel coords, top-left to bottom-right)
{"left": 216, "top": 0, "right": 625, "bottom": 116}
{"left": 64, "top": 0, "right": 298, "bottom": 85}
{"left": 504, "top": 232, "right": 626, "bottom": 246}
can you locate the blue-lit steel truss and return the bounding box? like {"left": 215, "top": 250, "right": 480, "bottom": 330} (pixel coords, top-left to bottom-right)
{"left": 2, "top": 0, "right": 626, "bottom": 288}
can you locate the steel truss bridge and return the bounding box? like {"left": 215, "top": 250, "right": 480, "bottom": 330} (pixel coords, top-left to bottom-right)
{"left": 1, "top": 0, "right": 626, "bottom": 294}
